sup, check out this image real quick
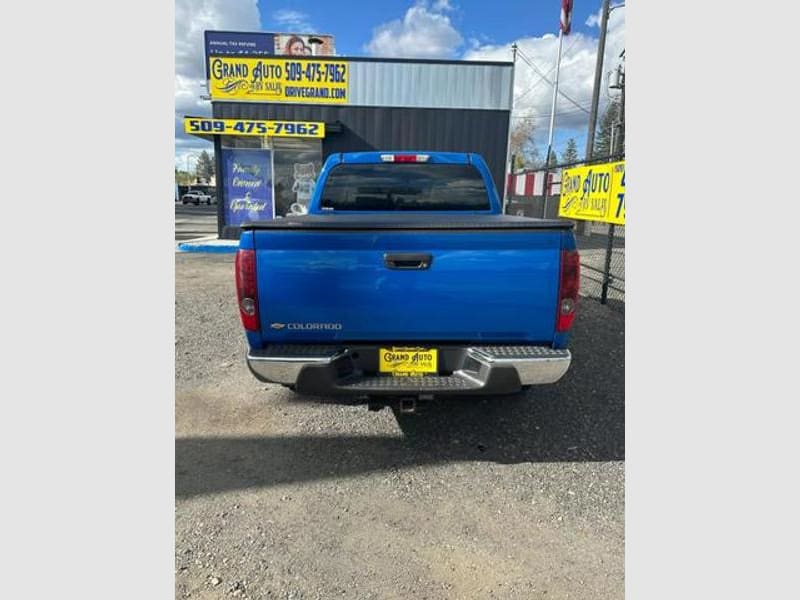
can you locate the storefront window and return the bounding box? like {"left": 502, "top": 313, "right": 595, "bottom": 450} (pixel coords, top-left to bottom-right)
{"left": 219, "top": 135, "right": 322, "bottom": 219}
{"left": 221, "top": 135, "right": 266, "bottom": 150}
{"left": 271, "top": 138, "right": 322, "bottom": 217}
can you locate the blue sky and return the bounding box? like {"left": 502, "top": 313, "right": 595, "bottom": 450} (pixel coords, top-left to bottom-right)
{"left": 259, "top": 0, "right": 606, "bottom": 55}
{"left": 176, "top": 0, "right": 625, "bottom": 169}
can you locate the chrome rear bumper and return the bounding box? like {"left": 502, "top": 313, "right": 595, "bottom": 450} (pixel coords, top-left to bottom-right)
{"left": 247, "top": 344, "right": 571, "bottom": 396}
{"left": 247, "top": 345, "right": 348, "bottom": 385}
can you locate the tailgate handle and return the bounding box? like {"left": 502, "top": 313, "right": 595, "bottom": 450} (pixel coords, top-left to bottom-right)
{"left": 383, "top": 253, "right": 433, "bottom": 270}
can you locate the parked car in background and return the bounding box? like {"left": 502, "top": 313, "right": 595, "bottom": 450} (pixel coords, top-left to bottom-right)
{"left": 181, "top": 191, "right": 212, "bottom": 205}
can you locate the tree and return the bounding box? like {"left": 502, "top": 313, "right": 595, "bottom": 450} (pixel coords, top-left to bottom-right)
{"left": 195, "top": 150, "right": 215, "bottom": 182}
{"left": 175, "top": 169, "right": 193, "bottom": 186}
{"left": 561, "top": 138, "right": 579, "bottom": 164}
{"left": 593, "top": 99, "right": 624, "bottom": 158}
{"left": 509, "top": 118, "right": 533, "bottom": 168}
{"left": 527, "top": 145, "right": 544, "bottom": 169}
{"left": 509, "top": 118, "right": 543, "bottom": 170}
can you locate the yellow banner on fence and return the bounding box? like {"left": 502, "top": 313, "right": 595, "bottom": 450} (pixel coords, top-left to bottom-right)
{"left": 208, "top": 56, "right": 349, "bottom": 104}
{"left": 559, "top": 161, "right": 625, "bottom": 225}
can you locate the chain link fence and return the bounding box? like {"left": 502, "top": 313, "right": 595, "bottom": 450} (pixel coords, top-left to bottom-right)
{"left": 574, "top": 221, "right": 624, "bottom": 312}
{"left": 505, "top": 154, "right": 624, "bottom": 312}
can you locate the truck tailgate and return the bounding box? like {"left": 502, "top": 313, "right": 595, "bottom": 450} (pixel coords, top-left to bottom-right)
{"left": 245, "top": 215, "right": 570, "bottom": 344}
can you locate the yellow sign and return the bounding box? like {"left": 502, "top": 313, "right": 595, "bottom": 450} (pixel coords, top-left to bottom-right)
{"left": 607, "top": 161, "right": 625, "bottom": 225}
{"left": 379, "top": 347, "right": 438, "bottom": 376}
{"left": 559, "top": 161, "right": 625, "bottom": 225}
{"left": 209, "top": 56, "right": 349, "bottom": 103}
{"left": 184, "top": 117, "right": 325, "bottom": 138}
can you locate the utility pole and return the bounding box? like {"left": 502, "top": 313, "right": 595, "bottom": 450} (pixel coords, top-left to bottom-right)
{"left": 601, "top": 51, "right": 624, "bottom": 305}
{"left": 586, "top": 0, "right": 610, "bottom": 163}
{"left": 608, "top": 52, "right": 625, "bottom": 156}
{"left": 582, "top": 0, "right": 611, "bottom": 236}
{"left": 616, "top": 53, "right": 625, "bottom": 156}
{"left": 503, "top": 43, "right": 518, "bottom": 214}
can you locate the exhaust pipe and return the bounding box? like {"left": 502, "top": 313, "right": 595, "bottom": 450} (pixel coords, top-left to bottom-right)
{"left": 398, "top": 397, "right": 417, "bottom": 414}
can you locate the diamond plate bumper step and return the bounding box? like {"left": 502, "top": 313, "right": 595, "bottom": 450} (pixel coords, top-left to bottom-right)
{"left": 339, "top": 374, "right": 476, "bottom": 391}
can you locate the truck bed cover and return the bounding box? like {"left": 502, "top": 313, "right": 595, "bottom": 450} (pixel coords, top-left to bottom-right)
{"left": 240, "top": 214, "right": 574, "bottom": 231}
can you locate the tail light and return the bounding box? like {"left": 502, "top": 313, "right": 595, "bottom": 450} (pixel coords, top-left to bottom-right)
{"left": 380, "top": 154, "right": 430, "bottom": 163}
{"left": 556, "top": 249, "right": 580, "bottom": 332}
{"left": 235, "top": 249, "right": 259, "bottom": 331}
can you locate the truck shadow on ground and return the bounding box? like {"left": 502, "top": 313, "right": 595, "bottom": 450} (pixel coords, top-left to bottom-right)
{"left": 176, "top": 301, "right": 624, "bottom": 499}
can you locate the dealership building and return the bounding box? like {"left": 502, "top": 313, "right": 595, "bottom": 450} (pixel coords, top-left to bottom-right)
{"left": 184, "top": 31, "right": 514, "bottom": 239}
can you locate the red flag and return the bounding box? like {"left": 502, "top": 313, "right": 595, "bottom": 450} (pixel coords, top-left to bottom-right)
{"left": 560, "top": 0, "right": 573, "bottom": 34}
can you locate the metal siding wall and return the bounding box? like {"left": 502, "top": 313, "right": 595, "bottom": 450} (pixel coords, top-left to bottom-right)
{"left": 213, "top": 103, "right": 510, "bottom": 192}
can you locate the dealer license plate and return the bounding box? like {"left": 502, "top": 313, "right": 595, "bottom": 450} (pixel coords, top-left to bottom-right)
{"left": 379, "top": 347, "right": 438, "bottom": 376}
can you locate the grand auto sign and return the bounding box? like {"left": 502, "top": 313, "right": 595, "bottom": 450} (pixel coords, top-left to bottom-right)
{"left": 208, "top": 56, "right": 349, "bottom": 104}
{"left": 559, "top": 161, "right": 625, "bottom": 225}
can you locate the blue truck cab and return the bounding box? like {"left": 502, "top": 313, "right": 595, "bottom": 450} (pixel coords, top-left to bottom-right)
{"left": 236, "top": 151, "right": 579, "bottom": 403}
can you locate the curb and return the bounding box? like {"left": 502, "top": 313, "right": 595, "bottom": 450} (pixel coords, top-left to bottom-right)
{"left": 176, "top": 237, "right": 239, "bottom": 254}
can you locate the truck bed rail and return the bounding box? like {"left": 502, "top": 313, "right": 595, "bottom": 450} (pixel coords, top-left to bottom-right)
{"left": 241, "top": 214, "right": 574, "bottom": 231}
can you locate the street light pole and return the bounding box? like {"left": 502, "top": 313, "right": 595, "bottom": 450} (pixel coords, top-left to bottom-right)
{"left": 185, "top": 152, "right": 200, "bottom": 186}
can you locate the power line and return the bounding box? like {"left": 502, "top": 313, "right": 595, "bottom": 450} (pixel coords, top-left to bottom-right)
{"left": 515, "top": 48, "right": 591, "bottom": 115}
{"left": 514, "top": 37, "right": 582, "bottom": 102}
{"left": 516, "top": 48, "right": 591, "bottom": 112}
{"left": 512, "top": 97, "right": 616, "bottom": 121}
{"left": 511, "top": 106, "right": 592, "bottom": 120}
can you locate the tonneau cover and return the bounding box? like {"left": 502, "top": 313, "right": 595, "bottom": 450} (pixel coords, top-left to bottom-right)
{"left": 240, "top": 213, "right": 573, "bottom": 231}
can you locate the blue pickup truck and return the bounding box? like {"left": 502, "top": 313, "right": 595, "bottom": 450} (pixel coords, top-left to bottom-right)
{"left": 235, "top": 151, "right": 579, "bottom": 409}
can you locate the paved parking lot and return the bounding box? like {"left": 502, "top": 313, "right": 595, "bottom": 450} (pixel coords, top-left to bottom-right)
{"left": 175, "top": 204, "right": 218, "bottom": 241}
{"left": 176, "top": 253, "right": 624, "bottom": 600}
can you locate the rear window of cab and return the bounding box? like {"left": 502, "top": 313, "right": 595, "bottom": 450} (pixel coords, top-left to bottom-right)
{"left": 320, "top": 163, "right": 490, "bottom": 211}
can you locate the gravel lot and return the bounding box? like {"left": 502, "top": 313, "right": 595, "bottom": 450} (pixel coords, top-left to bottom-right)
{"left": 176, "top": 253, "right": 624, "bottom": 600}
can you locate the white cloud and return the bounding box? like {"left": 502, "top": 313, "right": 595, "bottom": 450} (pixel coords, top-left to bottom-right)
{"left": 272, "top": 9, "right": 316, "bottom": 32}
{"left": 364, "top": 2, "right": 463, "bottom": 58}
{"left": 174, "top": 0, "right": 261, "bottom": 163}
{"left": 587, "top": 5, "right": 626, "bottom": 28}
{"left": 464, "top": 8, "right": 625, "bottom": 158}
{"left": 586, "top": 10, "right": 602, "bottom": 28}
{"left": 432, "top": 0, "right": 455, "bottom": 12}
